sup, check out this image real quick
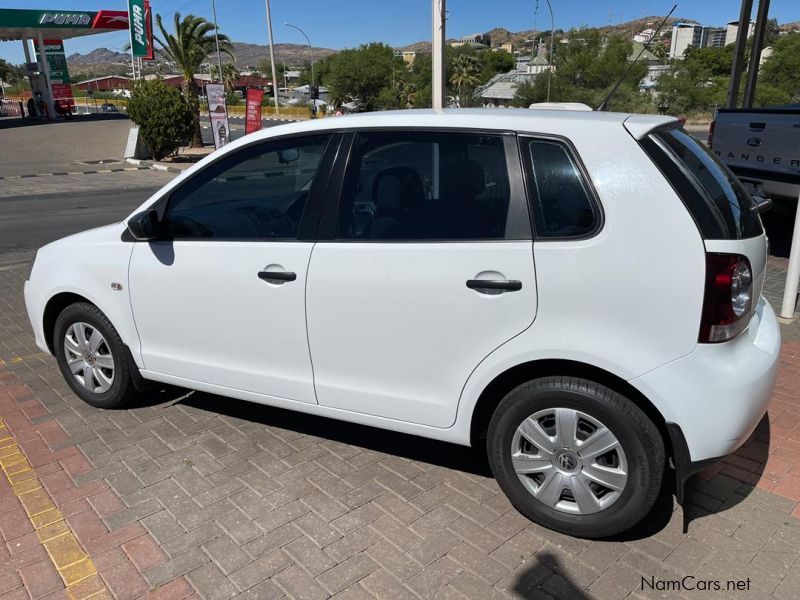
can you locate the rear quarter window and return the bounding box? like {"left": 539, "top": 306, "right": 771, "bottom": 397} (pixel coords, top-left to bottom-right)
{"left": 641, "top": 128, "right": 763, "bottom": 240}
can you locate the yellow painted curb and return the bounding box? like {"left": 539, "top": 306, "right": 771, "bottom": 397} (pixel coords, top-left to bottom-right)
{"left": 0, "top": 417, "right": 108, "bottom": 599}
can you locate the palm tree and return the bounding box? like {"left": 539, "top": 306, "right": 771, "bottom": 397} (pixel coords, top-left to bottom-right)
{"left": 449, "top": 54, "right": 482, "bottom": 107}
{"left": 210, "top": 62, "right": 240, "bottom": 93}
{"left": 154, "top": 12, "right": 233, "bottom": 147}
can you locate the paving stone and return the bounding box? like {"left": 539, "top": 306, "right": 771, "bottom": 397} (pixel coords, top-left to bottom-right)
{"left": 187, "top": 561, "right": 239, "bottom": 600}
{"left": 317, "top": 554, "right": 378, "bottom": 595}
{"left": 273, "top": 564, "right": 329, "bottom": 600}
{"left": 203, "top": 535, "right": 251, "bottom": 574}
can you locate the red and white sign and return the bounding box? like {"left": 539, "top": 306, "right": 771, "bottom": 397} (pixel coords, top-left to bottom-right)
{"left": 245, "top": 89, "right": 264, "bottom": 135}
{"left": 91, "top": 10, "right": 129, "bottom": 30}
{"left": 143, "top": 1, "right": 155, "bottom": 60}
{"left": 206, "top": 83, "right": 230, "bottom": 149}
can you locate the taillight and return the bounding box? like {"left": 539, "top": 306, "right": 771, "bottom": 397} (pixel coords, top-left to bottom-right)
{"left": 707, "top": 120, "right": 716, "bottom": 148}
{"left": 699, "top": 253, "right": 753, "bottom": 343}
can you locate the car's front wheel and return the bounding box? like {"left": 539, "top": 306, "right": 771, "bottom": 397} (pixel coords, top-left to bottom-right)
{"left": 487, "top": 376, "right": 665, "bottom": 538}
{"left": 53, "top": 302, "right": 138, "bottom": 409}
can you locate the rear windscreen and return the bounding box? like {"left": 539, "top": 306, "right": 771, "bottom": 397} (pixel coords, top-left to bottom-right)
{"left": 641, "top": 128, "right": 763, "bottom": 240}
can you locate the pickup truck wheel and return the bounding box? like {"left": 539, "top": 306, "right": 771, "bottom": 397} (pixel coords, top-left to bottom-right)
{"left": 53, "top": 302, "right": 138, "bottom": 409}
{"left": 487, "top": 376, "right": 664, "bottom": 539}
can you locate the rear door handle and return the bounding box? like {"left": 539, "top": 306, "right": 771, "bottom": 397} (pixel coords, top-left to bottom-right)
{"left": 258, "top": 270, "right": 297, "bottom": 283}
{"left": 466, "top": 279, "right": 522, "bottom": 292}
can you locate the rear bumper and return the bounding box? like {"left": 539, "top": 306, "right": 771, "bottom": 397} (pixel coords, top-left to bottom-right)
{"left": 630, "top": 296, "right": 780, "bottom": 464}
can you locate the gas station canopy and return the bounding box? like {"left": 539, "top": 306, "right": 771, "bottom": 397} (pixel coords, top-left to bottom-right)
{"left": 0, "top": 8, "right": 129, "bottom": 42}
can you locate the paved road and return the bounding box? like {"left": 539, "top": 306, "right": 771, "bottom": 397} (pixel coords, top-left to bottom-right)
{"left": 0, "top": 183, "right": 164, "bottom": 258}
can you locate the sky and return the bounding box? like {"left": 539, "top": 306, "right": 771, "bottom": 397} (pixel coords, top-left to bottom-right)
{"left": 1, "top": 0, "right": 798, "bottom": 63}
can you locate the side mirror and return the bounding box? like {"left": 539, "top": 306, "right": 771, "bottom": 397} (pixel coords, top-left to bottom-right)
{"left": 127, "top": 209, "right": 160, "bottom": 241}
{"left": 278, "top": 148, "right": 300, "bottom": 164}
{"left": 751, "top": 195, "right": 773, "bottom": 215}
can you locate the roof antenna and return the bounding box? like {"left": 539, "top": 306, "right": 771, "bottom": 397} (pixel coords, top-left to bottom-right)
{"left": 596, "top": 4, "right": 677, "bottom": 111}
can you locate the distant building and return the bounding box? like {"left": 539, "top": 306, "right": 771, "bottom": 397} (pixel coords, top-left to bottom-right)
{"left": 459, "top": 32, "right": 491, "bottom": 46}
{"left": 498, "top": 42, "right": 514, "bottom": 54}
{"left": 633, "top": 28, "right": 656, "bottom": 43}
{"left": 725, "top": 20, "right": 756, "bottom": 45}
{"left": 74, "top": 75, "right": 131, "bottom": 91}
{"left": 393, "top": 49, "right": 417, "bottom": 65}
{"left": 669, "top": 23, "right": 703, "bottom": 59}
{"left": 701, "top": 27, "right": 727, "bottom": 48}
{"left": 478, "top": 71, "right": 535, "bottom": 107}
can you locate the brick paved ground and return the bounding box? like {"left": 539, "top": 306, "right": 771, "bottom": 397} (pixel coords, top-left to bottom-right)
{"left": 1, "top": 259, "right": 799, "bottom": 600}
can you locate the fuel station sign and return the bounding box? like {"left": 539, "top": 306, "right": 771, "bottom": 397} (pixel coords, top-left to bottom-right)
{"left": 34, "top": 38, "right": 74, "bottom": 109}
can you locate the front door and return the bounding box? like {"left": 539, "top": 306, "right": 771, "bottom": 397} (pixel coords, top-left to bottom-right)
{"left": 129, "top": 133, "right": 333, "bottom": 404}
{"left": 306, "top": 130, "right": 537, "bottom": 427}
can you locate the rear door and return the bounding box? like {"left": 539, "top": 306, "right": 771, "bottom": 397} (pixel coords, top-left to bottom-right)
{"left": 305, "top": 129, "right": 536, "bottom": 428}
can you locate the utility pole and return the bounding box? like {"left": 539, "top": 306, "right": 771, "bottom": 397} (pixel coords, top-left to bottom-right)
{"left": 743, "top": 0, "right": 771, "bottom": 108}
{"left": 432, "top": 0, "right": 446, "bottom": 109}
{"left": 265, "top": 0, "right": 281, "bottom": 115}
{"left": 727, "top": 0, "right": 754, "bottom": 108}
{"left": 211, "top": 0, "right": 224, "bottom": 83}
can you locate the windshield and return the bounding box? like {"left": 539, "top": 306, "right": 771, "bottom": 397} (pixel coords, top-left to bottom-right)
{"left": 647, "top": 128, "right": 763, "bottom": 240}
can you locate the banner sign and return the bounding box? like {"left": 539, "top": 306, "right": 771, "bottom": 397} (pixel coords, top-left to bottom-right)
{"left": 128, "top": 0, "right": 148, "bottom": 57}
{"left": 206, "top": 84, "right": 230, "bottom": 149}
{"left": 143, "top": 1, "right": 155, "bottom": 60}
{"left": 245, "top": 89, "right": 265, "bottom": 135}
{"left": 0, "top": 8, "right": 127, "bottom": 31}
{"left": 35, "top": 39, "right": 74, "bottom": 109}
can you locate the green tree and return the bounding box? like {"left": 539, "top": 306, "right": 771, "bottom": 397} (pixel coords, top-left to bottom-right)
{"left": 154, "top": 12, "right": 233, "bottom": 147}
{"left": 448, "top": 54, "right": 482, "bottom": 107}
{"left": 761, "top": 33, "right": 800, "bottom": 102}
{"left": 210, "top": 62, "right": 240, "bottom": 93}
{"left": 481, "top": 49, "right": 515, "bottom": 81}
{"left": 128, "top": 79, "right": 194, "bottom": 160}
{"left": 513, "top": 31, "right": 647, "bottom": 111}
{"left": 325, "top": 43, "right": 401, "bottom": 111}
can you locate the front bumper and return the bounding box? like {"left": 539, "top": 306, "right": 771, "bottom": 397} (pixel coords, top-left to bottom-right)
{"left": 631, "top": 296, "right": 780, "bottom": 464}
{"left": 24, "top": 279, "right": 50, "bottom": 355}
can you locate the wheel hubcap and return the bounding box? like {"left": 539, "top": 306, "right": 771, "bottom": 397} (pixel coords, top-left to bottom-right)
{"left": 511, "top": 408, "right": 628, "bottom": 515}
{"left": 64, "top": 322, "right": 114, "bottom": 394}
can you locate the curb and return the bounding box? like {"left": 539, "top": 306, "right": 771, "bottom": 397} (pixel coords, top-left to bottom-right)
{"left": 124, "top": 157, "right": 184, "bottom": 174}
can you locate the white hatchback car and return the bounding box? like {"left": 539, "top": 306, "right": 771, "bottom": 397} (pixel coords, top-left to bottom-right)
{"left": 25, "top": 109, "right": 780, "bottom": 538}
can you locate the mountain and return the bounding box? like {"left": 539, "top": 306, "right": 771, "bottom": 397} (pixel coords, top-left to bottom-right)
{"left": 66, "top": 42, "right": 336, "bottom": 72}
{"left": 398, "top": 17, "right": 696, "bottom": 52}
{"left": 67, "top": 48, "right": 129, "bottom": 66}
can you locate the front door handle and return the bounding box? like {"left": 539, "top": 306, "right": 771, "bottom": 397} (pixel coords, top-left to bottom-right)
{"left": 466, "top": 279, "right": 522, "bottom": 292}
{"left": 258, "top": 270, "right": 297, "bottom": 283}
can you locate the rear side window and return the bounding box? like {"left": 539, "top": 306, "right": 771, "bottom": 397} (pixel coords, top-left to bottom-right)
{"left": 643, "top": 128, "right": 762, "bottom": 240}
{"left": 521, "top": 138, "right": 599, "bottom": 239}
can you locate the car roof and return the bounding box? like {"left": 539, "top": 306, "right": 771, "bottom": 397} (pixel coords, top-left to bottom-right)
{"left": 234, "top": 108, "right": 675, "bottom": 150}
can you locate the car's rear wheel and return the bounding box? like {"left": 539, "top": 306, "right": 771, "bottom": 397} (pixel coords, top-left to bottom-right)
{"left": 487, "top": 376, "right": 664, "bottom": 538}
{"left": 53, "top": 302, "right": 138, "bottom": 409}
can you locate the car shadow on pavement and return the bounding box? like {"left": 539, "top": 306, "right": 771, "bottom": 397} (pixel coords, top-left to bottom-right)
{"left": 681, "top": 414, "right": 771, "bottom": 526}
{"left": 126, "top": 386, "right": 771, "bottom": 541}
{"left": 176, "top": 389, "right": 494, "bottom": 477}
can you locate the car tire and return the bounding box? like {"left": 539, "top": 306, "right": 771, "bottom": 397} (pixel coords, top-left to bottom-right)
{"left": 53, "top": 302, "right": 138, "bottom": 409}
{"left": 487, "top": 376, "right": 664, "bottom": 539}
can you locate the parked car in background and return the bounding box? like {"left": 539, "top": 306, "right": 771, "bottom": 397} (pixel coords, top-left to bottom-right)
{"left": 24, "top": 109, "right": 780, "bottom": 538}
{"left": 709, "top": 105, "right": 800, "bottom": 202}
{"left": 100, "top": 103, "right": 118, "bottom": 114}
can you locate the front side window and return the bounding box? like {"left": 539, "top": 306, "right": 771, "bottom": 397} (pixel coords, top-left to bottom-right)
{"left": 337, "top": 131, "right": 512, "bottom": 240}
{"left": 164, "top": 134, "right": 330, "bottom": 240}
{"left": 522, "top": 138, "right": 599, "bottom": 239}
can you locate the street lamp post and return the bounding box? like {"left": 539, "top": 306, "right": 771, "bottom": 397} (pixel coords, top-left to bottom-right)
{"left": 210, "top": 0, "right": 224, "bottom": 84}
{"left": 264, "top": 0, "right": 281, "bottom": 115}
{"left": 284, "top": 23, "right": 315, "bottom": 87}
{"left": 544, "top": 0, "right": 554, "bottom": 102}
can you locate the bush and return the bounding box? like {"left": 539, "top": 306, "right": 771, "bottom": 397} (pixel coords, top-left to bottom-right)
{"left": 127, "top": 79, "right": 194, "bottom": 160}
